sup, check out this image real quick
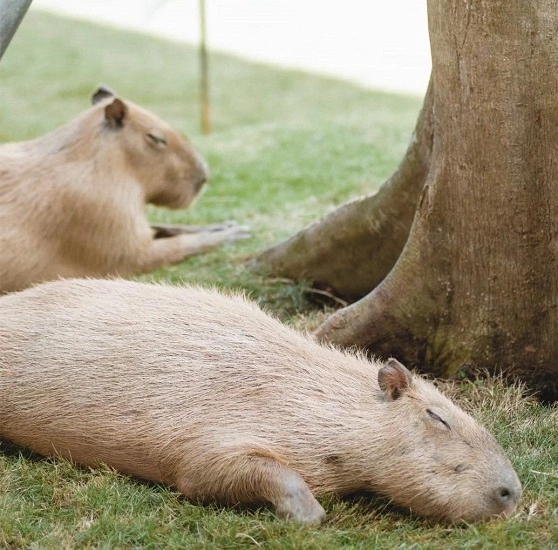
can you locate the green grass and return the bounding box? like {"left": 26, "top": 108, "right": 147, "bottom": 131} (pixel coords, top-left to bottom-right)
{"left": 1, "top": 11, "right": 557, "bottom": 549}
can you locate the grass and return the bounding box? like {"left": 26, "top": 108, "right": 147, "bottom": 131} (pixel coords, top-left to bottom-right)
{"left": 1, "top": 10, "right": 557, "bottom": 549}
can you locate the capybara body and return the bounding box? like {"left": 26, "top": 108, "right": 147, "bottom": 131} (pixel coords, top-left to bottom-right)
{"left": 0, "top": 279, "right": 521, "bottom": 523}
{"left": 0, "top": 87, "right": 246, "bottom": 293}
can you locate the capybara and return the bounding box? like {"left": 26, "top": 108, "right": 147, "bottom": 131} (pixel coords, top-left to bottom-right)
{"left": 0, "top": 87, "right": 248, "bottom": 293}
{"left": 0, "top": 279, "right": 521, "bottom": 523}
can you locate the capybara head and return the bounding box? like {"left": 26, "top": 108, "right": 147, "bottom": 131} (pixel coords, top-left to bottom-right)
{"left": 371, "top": 359, "right": 521, "bottom": 522}
{"left": 90, "top": 86, "right": 208, "bottom": 209}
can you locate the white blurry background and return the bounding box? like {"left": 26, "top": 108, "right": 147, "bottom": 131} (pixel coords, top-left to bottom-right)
{"left": 31, "top": 0, "right": 431, "bottom": 96}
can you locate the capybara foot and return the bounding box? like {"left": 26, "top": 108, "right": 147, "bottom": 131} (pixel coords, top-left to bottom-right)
{"left": 275, "top": 490, "right": 326, "bottom": 524}
{"left": 271, "top": 469, "right": 326, "bottom": 524}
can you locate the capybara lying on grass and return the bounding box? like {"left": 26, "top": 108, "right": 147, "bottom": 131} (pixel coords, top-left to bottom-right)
{"left": 0, "top": 279, "right": 521, "bottom": 523}
{"left": 0, "top": 87, "right": 247, "bottom": 293}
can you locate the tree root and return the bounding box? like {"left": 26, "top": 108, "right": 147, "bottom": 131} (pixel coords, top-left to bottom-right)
{"left": 252, "top": 79, "right": 434, "bottom": 302}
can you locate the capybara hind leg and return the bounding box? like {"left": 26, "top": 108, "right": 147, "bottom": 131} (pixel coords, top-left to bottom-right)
{"left": 176, "top": 457, "right": 325, "bottom": 524}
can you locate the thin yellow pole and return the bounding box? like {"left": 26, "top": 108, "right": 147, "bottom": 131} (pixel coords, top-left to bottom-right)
{"left": 199, "top": 0, "right": 211, "bottom": 134}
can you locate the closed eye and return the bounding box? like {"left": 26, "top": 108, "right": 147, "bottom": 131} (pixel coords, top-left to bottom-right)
{"left": 147, "top": 133, "right": 167, "bottom": 145}
{"left": 427, "top": 409, "right": 451, "bottom": 431}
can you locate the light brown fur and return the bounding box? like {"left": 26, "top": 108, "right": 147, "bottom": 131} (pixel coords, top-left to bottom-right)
{"left": 0, "top": 279, "right": 521, "bottom": 523}
{"left": 0, "top": 87, "right": 247, "bottom": 293}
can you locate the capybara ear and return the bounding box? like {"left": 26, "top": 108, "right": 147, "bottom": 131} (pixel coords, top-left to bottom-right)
{"left": 91, "top": 85, "right": 116, "bottom": 105}
{"left": 104, "top": 98, "right": 128, "bottom": 128}
{"left": 378, "top": 358, "right": 412, "bottom": 401}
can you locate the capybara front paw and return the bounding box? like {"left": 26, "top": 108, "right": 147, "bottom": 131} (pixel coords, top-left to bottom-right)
{"left": 221, "top": 225, "right": 251, "bottom": 242}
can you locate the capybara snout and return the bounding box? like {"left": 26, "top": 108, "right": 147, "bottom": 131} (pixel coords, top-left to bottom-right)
{"left": 0, "top": 279, "right": 521, "bottom": 523}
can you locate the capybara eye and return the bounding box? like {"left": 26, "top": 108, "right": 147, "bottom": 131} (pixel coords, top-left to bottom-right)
{"left": 147, "top": 133, "right": 167, "bottom": 146}
{"left": 427, "top": 409, "right": 450, "bottom": 430}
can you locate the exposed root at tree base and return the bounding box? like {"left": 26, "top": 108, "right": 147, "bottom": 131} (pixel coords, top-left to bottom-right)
{"left": 252, "top": 80, "right": 434, "bottom": 302}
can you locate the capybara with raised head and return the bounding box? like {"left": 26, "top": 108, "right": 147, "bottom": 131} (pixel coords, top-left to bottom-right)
{"left": 0, "top": 279, "right": 521, "bottom": 523}
{"left": 0, "top": 87, "right": 247, "bottom": 293}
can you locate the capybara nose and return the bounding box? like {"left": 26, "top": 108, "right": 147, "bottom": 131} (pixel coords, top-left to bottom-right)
{"left": 195, "top": 172, "right": 207, "bottom": 192}
{"left": 494, "top": 483, "right": 520, "bottom": 514}
{"left": 195, "top": 160, "right": 209, "bottom": 192}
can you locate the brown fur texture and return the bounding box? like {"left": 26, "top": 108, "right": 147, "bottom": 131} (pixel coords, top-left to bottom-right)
{"left": 0, "top": 87, "right": 247, "bottom": 293}
{"left": 0, "top": 279, "right": 521, "bottom": 523}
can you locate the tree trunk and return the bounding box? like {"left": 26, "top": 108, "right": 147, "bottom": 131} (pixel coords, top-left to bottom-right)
{"left": 253, "top": 80, "right": 434, "bottom": 302}
{"left": 259, "top": 0, "right": 558, "bottom": 399}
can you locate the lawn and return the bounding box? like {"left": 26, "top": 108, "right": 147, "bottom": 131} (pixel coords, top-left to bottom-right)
{"left": 0, "top": 10, "right": 557, "bottom": 549}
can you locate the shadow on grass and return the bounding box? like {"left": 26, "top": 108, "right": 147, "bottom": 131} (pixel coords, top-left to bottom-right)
{"left": 0, "top": 438, "right": 45, "bottom": 462}
{"left": 0, "top": 439, "right": 439, "bottom": 527}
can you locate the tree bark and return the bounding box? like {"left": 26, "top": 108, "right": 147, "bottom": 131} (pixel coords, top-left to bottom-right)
{"left": 252, "top": 80, "right": 434, "bottom": 302}
{"left": 260, "top": 0, "right": 558, "bottom": 399}
{"left": 0, "top": 0, "right": 33, "bottom": 61}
